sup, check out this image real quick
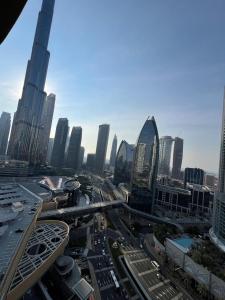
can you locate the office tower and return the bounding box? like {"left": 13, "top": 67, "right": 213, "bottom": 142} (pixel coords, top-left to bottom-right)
{"left": 95, "top": 124, "right": 110, "bottom": 174}
{"left": 129, "top": 117, "right": 159, "bottom": 213}
{"left": 51, "top": 118, "right": 68, "bottom": 168}
{"left": 65, "top": 127, "right": 70, "bottom": 155}
{"left": 171, "top": 137, "right": 183, "bottom": 179}
{"left": 109, "top": 134, "right": 117, "bottom": 168}
{"left": 204, "top": 174, "right": 217, "bottom": 189}
{"left": 158, "top": 136, "right": 173, "bottom": 176}
{"left": 66, "top": 127, "right": 82, "bottom": 170}
{"left": 0, "top": 112, "right": 11, "bottom": 155}
{"left": 114, "top": 140, "right": 134, "bottom": 185}
{"left": 8, "top": 0, "right": 55, "bottom": 164}
{"left": 78, "top": 146, "right": 85, "bottom": 170}
{"left": 47, "top": 137, "right": 54, "bottom": 163}
{"left": 86, "top": 154, "right": 96, "bottom": 171}
{"left": 184, "top": 168, "right": 204, "bottom": 187}
{"left": 210, "top": 90, "right": 225, "bottom": 251}
{"left": 40, "top": 93, "right": 55, "bottom": 163}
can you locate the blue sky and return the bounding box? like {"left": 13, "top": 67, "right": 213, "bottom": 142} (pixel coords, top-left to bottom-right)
{"left": 1, "top": 0, "right": 225, "bottom": 173}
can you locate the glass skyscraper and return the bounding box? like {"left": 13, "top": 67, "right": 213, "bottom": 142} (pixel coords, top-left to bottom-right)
{"left": 8, "top": 0, "right": 55, "bottom": 164}
{"left": 51, "top": 118, "right": 69, "bottom": 168}
{"left": 78, "top": 146, "right": 85, "bottom": 170}
{"left": 109, "top": 134, "right": 117, "bottom": 168}
{"left": 184, "top": 167, "right": 204, "bottom": 187}
{"left": 40, "top": 93, "right": 55, "bottom": 163}
{"left": 0, "top": 112, "right": 11, "bottom": 156}
{"left": 210, "top": 90, "right": 225, "bottom": 251}
{"left": 66, "top": 127, "right": 82, "bottom": 170}
{"left": 129, "top": 117, "right": 159, "bottom": 213}
{"left": 114, "top": 140, "right": 134, "bottom": 185}
{"left": 95, "top": 124, "right": 110, "bottom": 174}
{"left": 158, "top": 136, "right": 173, "bottom": 176}
{"left": 171, "top": 137, "right": 183, "bottom": 179}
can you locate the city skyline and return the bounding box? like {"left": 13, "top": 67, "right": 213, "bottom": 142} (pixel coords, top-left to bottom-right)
{"left": 1, "top": 0, "right": 225, "bottom": 172}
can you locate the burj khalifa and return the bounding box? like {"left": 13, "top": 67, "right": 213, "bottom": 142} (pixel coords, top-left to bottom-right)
{"left": 8, "top": 0, "right": 55, "bottom": 164}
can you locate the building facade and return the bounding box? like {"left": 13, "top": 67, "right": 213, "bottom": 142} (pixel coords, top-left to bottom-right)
{"left": 47, "top": 138, "right": 54, "bottom": 163}
{"left": 158, "top": 136, "right": 173, "bottom": 176}
{"left": 51, "top": 118, "right": 69, "bottom": 168}
{"left": 86, "top": 154, "right": 96, "bottom": 171}
{"left": 40, "top": 93, "right": 55, "bottom": 163}
{"left": 66, "top": 127, "right": 82, "bottom": 170}
{"left": 95, "top": 124, "right": 110, "bottom": 174}
{"left": 129, "top": 117, "right": 159, "bottom": 213}
{"left": 8, "top": 0, "right": 55, "bottom": 165}
{"left": 184, "top": 168, "right": 204, "bottom": 187}
{"left": 210, "top": 90, "right": 225, "bottom": 251}
{"left": 109, "top": 134, "right": 117, "bottom": 168}
{"left": 171, "top": 137, "right": 183, "bottom": 179}
{"left": 155, "top": 183, "right": 213, "bottom": 216}
{"left": 0, "top": 112, "right": 11, "bottom": 155}
{"left": 114, "top": 140, "right": 134, "bottom": 185}
{"left": 78, "top": 146, "right": 85, "bottom": 171}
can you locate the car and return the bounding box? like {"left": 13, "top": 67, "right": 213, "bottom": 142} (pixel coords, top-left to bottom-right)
{"left": 156, "top": 273, "right": 162, "bottom": 280}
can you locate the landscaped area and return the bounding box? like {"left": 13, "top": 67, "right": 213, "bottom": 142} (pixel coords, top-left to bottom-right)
{"left": 189, "top": 240, "right": 225, "bottom": 281}
{"left": 153, "top": 224, "right": 178, "bottom": 244}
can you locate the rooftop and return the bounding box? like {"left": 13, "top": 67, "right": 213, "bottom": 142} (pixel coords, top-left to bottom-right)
{"left": 0, "top": 183, "right": 43, "bottom": 296}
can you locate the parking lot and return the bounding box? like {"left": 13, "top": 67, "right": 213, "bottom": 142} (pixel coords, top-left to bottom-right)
{"left": 125, "top": 251, "right": 185, "bottom": 300}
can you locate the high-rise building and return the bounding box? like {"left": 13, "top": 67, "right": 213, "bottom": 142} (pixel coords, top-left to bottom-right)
{"left": 51, "top": 118, "right": 68, "bottom": 168}
{"left": 184, "top": 168, "right": 204, "bottom": 187}
{"left": 46, "top": 137, "right": 54, "bottom": 163}
{"left": 8, "top": 0, "right": 55, "bottom": 164}
{"left": 95, "top": 124, "right": 110, "bottom": 174}
{"left": 40, "top": 93, "right": 55, "bottom": 163}
{"left": 204, "top": 174, "right": 217, "bottom": 189}
{"left": 210, "top": 90, "right": 225, "bottom": 251}
{"left": 78, "top": 146, "right": 85, "bottom": 170}
{"left": 114, "top": 140, "right": 134, "bottom": 185}
{"left": 158, "top": 136, "right": 173, "bottom": 176}
{"left": 86, "top": 154, "right": 96, "bottom": 171}
{"left": 129, "top": 117, "right": 159, "bottom": 213}
{"left": 0, "top": 112, "right": 11, "bottom": 155}
{"left": 109, "top": 134, "right": 117, "bottom": 168}
{"left": 171, "top": 137, "right": 183, "bottom": 179}
{"left": 66, "top": 127, "right": 82, "bottom": 170}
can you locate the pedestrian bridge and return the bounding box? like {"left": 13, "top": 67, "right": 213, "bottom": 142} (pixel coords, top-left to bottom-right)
{"left": 39, "top": 199, "right": 183, "bottom": 231}
{"left": 39, "top": 199, "right": 125, "bottom": 220}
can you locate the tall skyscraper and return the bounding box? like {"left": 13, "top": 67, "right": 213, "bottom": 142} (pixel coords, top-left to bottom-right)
{"left": 171, "top": 137, "right": 183, "bottom": 179}
{"left": 109, "top": 134, "right": 117, "bottom": 168}
{"left": 86, "top": 154, "right": 96, "bottom": 171}
{"left": 95, "top": 124, "right": 110, "bottom": 174}
{"left": 8, "top": 0, "right": 55, "bottom": 164}
{"left": 184, "top": 168, "right": 204, "bottom": 187}
{"left": 114, "top": 140, "right": 134, "bottom": 185}
{"left": 129, "top": 117, "right": 159, "bottom": 213}
{"left": 51, "top": 118, "right": 68, "bottom": 168}
{"left": 78, "top": 146, "right": 85, "bottom": 170}
{"left": 211, "top": 90, "right": 225, "bottom": 251}
{"left": 158, "top": 136, "right": 173, "bottom": 176}
{"left": 46, "top": 137, "right": 54, "bottom": 163}
{"left": 40, "top": 93, "right": 55, "bottom": 163}
{"left": 66, "top": 127, "right": 82, "bottom": 170}
{"left": 0, "top": 112, "right": 11, "bottom": 155}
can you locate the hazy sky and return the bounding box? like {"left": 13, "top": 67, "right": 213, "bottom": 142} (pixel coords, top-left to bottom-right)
{"left": 1, "top": 0, "right": 225, "bottom": 173}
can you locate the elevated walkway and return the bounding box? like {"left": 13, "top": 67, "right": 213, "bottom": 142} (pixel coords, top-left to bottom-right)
{"left": 39, "top": 200, "right": 125, "bottom": 220}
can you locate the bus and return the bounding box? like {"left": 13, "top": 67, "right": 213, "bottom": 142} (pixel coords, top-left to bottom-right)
{"left": 151, "top": 260, "right": 160, "bottom": 270}
{"left": 110, "top": 270, "right": 120, "bottom": 289}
